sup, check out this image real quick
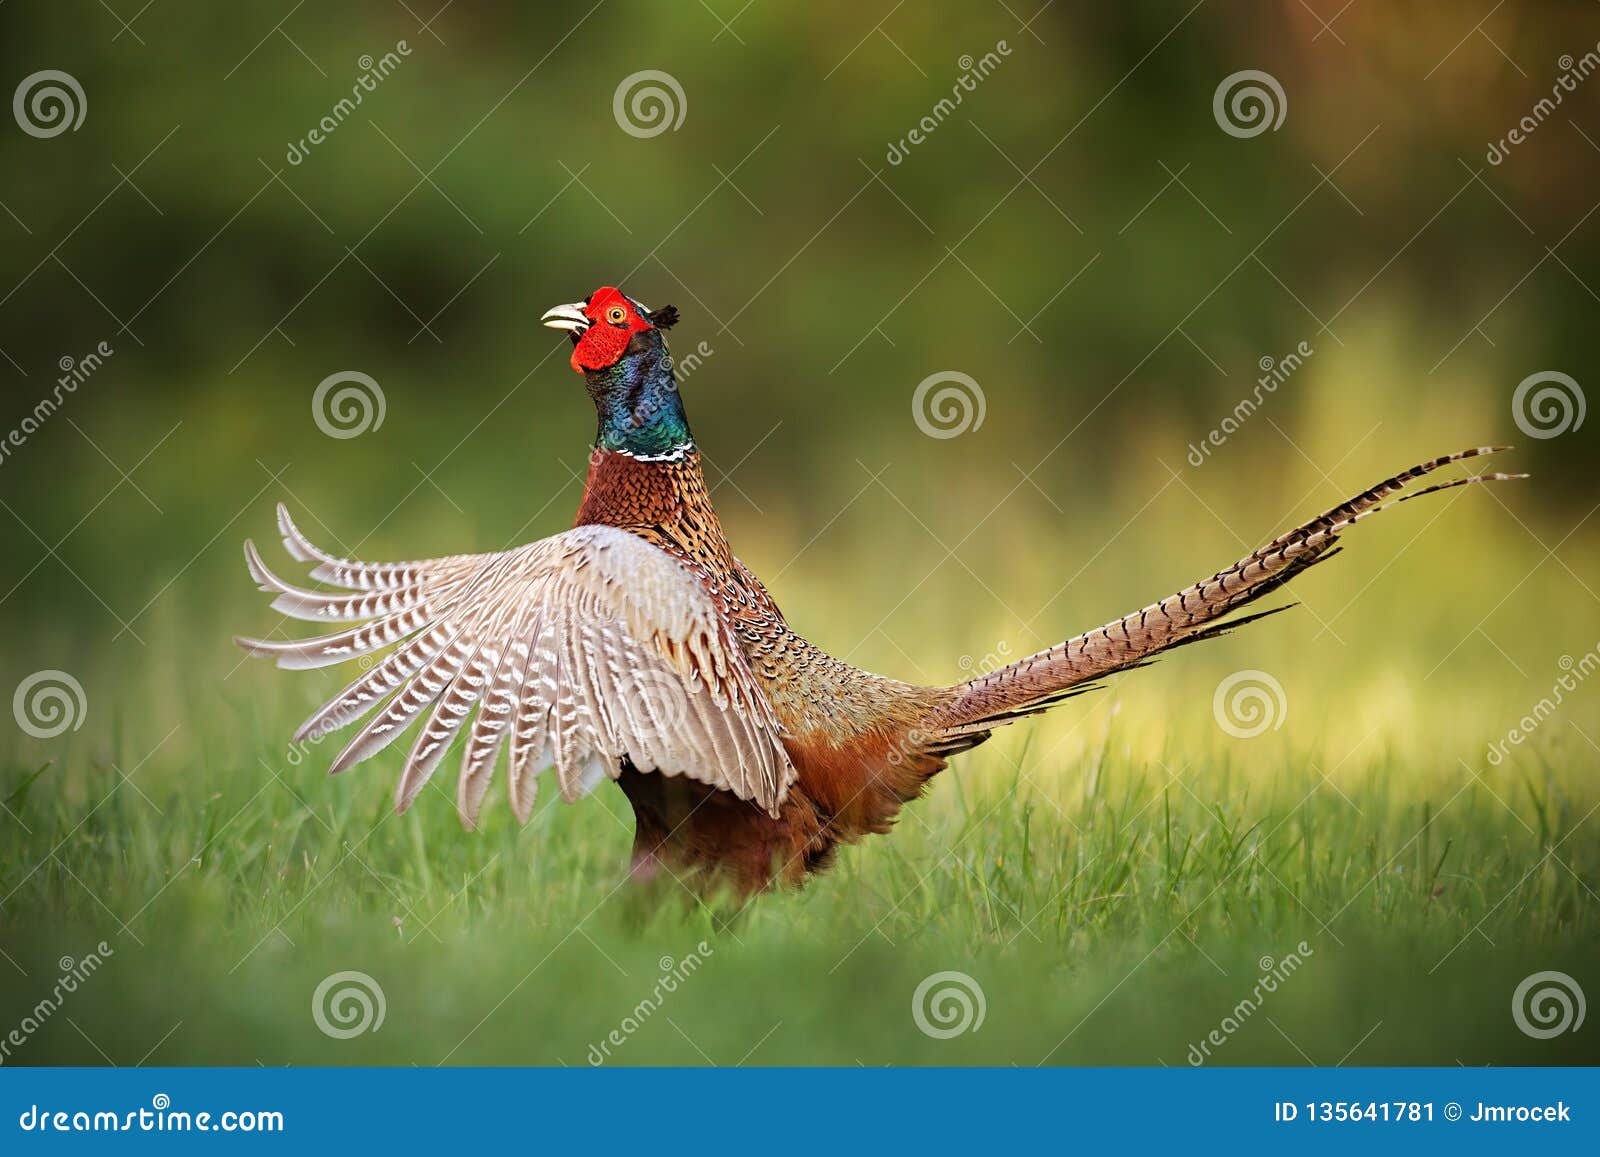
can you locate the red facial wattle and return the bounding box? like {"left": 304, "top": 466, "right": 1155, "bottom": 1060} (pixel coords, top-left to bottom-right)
{"left": 570, "top": 287, "right": 652, "bottom": 374}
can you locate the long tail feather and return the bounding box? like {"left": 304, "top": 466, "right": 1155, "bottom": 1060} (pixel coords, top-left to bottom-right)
{"left": 924, "top": 447, "right": 1524, "bottom": 737}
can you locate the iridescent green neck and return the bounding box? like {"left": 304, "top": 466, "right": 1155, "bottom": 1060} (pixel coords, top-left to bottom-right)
{"left": 586, "top": 334, "right": 693, "bottom": 459}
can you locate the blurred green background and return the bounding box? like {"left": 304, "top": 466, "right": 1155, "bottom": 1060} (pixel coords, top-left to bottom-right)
{"left": 0, "top": 1, "right": 1596, "bottom": 1066}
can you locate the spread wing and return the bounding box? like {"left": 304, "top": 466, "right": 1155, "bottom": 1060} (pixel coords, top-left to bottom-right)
{"left": 236, "top": 505, "right": 795, "bottom": 825}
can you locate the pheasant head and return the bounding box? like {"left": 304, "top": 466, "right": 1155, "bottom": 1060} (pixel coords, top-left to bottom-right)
{"left": 541, "top": 286, "right": 689, "bottom": 459}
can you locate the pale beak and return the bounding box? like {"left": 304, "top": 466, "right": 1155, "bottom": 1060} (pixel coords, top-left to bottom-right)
{"left": 540, "top": 302, "right": 590, "bottom": 334}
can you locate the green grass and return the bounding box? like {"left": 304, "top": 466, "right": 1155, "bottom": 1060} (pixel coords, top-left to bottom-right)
{"left": 2, "top": 411, "right": 1596, "bottom": 1067}
{"left": 2, "top": 666, "right": 1595, "bottom": 1067}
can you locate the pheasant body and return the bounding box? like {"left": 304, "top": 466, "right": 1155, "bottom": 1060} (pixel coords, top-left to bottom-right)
{"left": 237, "top": 284, "right": 1526, "bottom": 898}
{"left": 574, "top": 445, "right": 955, "bottom": 884}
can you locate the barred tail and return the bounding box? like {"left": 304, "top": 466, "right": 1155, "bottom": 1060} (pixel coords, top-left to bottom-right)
{"left": 922, "top": 446, "right": 1525, "bottom": 741}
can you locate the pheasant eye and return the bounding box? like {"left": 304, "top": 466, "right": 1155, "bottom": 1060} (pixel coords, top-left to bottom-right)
{"left": 606, "top": 305, "right": 627, "bottom": 325}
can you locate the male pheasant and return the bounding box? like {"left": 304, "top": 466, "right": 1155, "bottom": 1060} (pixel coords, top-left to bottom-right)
{"left": 238, "top": 286, "right": 1523, "bottom": 895}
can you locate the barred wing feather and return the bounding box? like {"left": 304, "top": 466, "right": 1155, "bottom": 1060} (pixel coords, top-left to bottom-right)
{"left": 237, "top": 507, "right": 795, "bottom": 825}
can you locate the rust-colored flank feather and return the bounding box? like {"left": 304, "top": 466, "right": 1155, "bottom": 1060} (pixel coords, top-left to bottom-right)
{"left": 237, "top": 288, "right": 1525, "bottom": 897}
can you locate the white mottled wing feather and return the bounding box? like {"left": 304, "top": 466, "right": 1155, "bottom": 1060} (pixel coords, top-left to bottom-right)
{"left": 237, "top": 506, "right": 795, "bottom": 823}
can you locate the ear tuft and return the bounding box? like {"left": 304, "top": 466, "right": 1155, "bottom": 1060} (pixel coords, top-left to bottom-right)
{"left": 648, "top": 304, "right": 679, "bottom": 329}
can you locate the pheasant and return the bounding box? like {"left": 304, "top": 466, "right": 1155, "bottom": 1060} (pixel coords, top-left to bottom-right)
{"left": 238, "top": 286, "right": 1524, "bottom": 895}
